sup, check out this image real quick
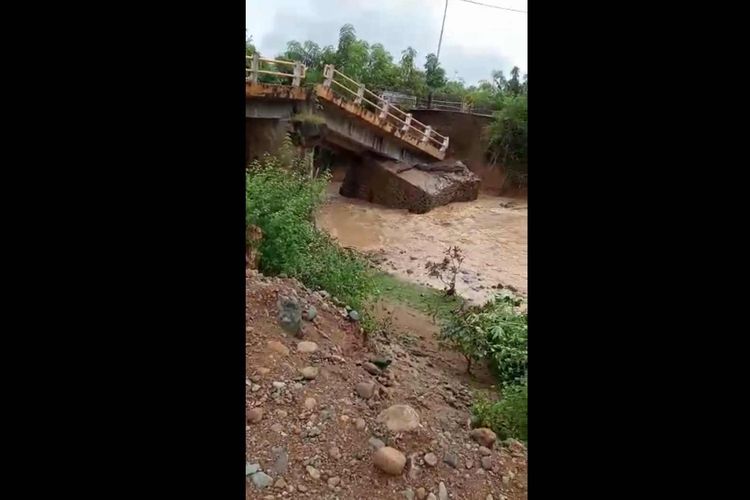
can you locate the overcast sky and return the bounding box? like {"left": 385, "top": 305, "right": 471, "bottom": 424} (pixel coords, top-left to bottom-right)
{"left": 247, "top": 0, "right": 527, "bottom": 86}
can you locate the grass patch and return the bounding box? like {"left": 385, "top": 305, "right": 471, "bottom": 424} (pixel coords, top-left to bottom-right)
{"left": 372, "top": 272, "right": 464, "bottom": 323}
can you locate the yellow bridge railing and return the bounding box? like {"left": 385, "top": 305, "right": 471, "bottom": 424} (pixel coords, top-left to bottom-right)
{"left": 321, "top": 64, "right": 449, "bottom": 153}
{"left": 245, "top": 55, "right": 307, "bottom": 87}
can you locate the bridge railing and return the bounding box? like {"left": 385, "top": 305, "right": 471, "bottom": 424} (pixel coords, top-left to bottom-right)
{"left": 246, "top": 55, "right": 307, "bottom": 87}
{"left": 413, "top": 96, "right": 494, "bottom": 116}
{"left": 322, "top": 64, "right": 449, "bottom": 153}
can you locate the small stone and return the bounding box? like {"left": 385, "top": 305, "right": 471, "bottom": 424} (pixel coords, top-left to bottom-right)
{"left": 304, "top": 397, "right": 317, "bottom": 410}
{"left": 416, "top": 487, "right": 428, "bottom": 500}
{"left": 293, "top": 382, "right": 303, "bottom": 390}
{"left": 274, "top": 478, "right": 287, "bottom": 489}
{"left": 356, "top": 381, "right": 376, "bottom": 399}
{"left": 272, "top": 381, "right": 285, "bottom": 389}
{"left": 502, "top": 475, "right": 510, "bottom": 485}
{"left": 298, "top": 484, "right": 308, "bottom": 492}
{"left": 300, "top": 366, "right": 319, "bottom": 380}
{"left": 481, "top": 456, "right": 492, "bottom": 470}
{"left": 304, "top": 305, "right": 317, "bottom": 321}
{"left": 465, "top": 459, "right": 474, "bottom": 469}
{"left": 251, "top": 384, "right": 261, "bottom": 392}
{"left": 348, "top": 310, "right": 360, "bottom": 321}
{"left": 470, "top": 428, "right": 497, "bottom": 448}
{"left": 269, "top": 447, "right": 289, "bottom": 475}
{"left": 438, "top": 482, "right": 448, "bottom": 500}
{"left": 257, "top": 367, "right": 271, "bottom": 375}
{"left": 404, "top": 488, "right": 415, "bottom": 500}
{"left": 306, "top": 465, "right": 320, "bottom": 480}
{"left": 479, "top": 446, "right": 492, "bottom": 456}
{"left": 355, "top": 418, "right": 366, "bottom": 430}
{"left": 427, "top": 494, "right": 437, "bottom": 500}
{"left": 369, "top": 437, "right": 385, "bottom": 450}
{"left": 376, "top": 404, "right": 420, "bottom": 433}
{"left": 329, "top": 446, "right": 342, "bottom": 460}
{"left": 297, "top": 341, "right": 318, "bottom": 353}
{"left": 246, "top": 463, "right": 260, "bottom": 475}
{"left": 340, "top": 415, "right": 350, "bottom": 423}
{"left": 275, "top": 409, "right": 288, "bottom": 418}
{"left": 247, "top": 408, "right": 263, "bottom": 424}
{"left": 373, "top": 446, "right": 406, "bottom": 475}
{"left": 270, "top": 423, "right": 283, "bottom": 433}
{"left": 327, "top": 476, "right": 340, "bottom": 487}
{"left": 251, "top": 471, "right": 273, "bottom": 489}
{"left": 307, "top": 427, "right": 321, "bottom": 437}
{"left": 486, "top": 495, "right": 493, "bottom": 500}
{"left": 444, "top": 451, "right": 459, "bottom": 468}
{"left": 267, "top": 340, "right": 290, "bottom": 356}
{"left": 423, "top": 452, "right": 438, "bottom": 467}
{"left": 362, "top": 362, "right": 382, "bottom": 375}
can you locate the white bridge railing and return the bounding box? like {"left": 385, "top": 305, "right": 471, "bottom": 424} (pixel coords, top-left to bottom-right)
{"left": 246, "top": 55, "right": 306, "bottom": 87}
{"left": 322, "top": 64, "right": 449, "bottom": 153}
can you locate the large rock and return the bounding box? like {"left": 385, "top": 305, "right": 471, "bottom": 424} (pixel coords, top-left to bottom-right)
{"left": 297, "top": 341, "right": 318, "bottom": 353}
{"left": 277, "top": 295, "right": 301, "bottom": 335}
{"left": 376, "top": 404, "right": 420, "bottom": 433}
{"left": 373, "top": 446, "right": 406, "bottom": 475}
{"left": 470, "top": 427, "right": 497, "bottom": 448}
{"left": 340, "top": 156, "right": 480, "bottom": 214}
{"left": 356, "top": 381, "right": 376, "bottom": 399}
{"left": 251, "top": 471, "right": 273, "bottom": 489}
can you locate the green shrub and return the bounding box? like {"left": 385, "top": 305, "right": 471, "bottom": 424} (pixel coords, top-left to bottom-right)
{"left": 246, "top": 150, "right": 375, "bottom": 312}
{"left": 439, "top": 294, "right": 527, "bottom": 385}
{"left": 472, "top": 379, "right": 527, "bottom": 442}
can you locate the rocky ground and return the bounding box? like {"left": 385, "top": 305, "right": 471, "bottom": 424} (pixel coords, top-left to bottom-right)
{"left": 246, "top": 269, "right": 527, "bottom": 499}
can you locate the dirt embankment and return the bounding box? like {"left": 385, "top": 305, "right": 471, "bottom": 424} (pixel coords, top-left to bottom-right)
{"left": 246, "top": 270, "right": 528, "bottom": 499}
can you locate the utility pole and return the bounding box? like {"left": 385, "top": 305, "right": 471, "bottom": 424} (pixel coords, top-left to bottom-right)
{"left": 436, "top": 0, "right": 449, "bottom": 63}
{"left": 432, "top": 0, "right": 449, "bottom": 110}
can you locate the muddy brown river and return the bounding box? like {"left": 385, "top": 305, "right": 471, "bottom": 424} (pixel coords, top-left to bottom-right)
{"left": 316, "top": 182, "right": 527, "bottom": 304}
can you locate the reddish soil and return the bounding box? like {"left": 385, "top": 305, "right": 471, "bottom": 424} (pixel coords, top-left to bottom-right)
{"left": 246, "top": 270, "right": 527, "bottom": 499}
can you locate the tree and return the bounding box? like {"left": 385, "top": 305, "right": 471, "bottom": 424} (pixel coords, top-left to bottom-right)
{"left": 363, "top": 43, "right": 398, "bottom": 91}
{"left": 398, "top": 47, "right": 427, "bottom": 96}
{"left": 485, "top": 94, "right": 528, "bottom": 185}
{"left": 424, "top": 53, "right": 447, "bottom": 90}
{"left": 246, "top": 35, "right": 257, "bottom": 56}
{"left": 491, "top": 70, "right": 506, "bottom": 91}
{"left": 506, "top": 66, "right": 522, "bottom": 96}
{"left": 336, "top": 23, "right": 356, "bottom": 59}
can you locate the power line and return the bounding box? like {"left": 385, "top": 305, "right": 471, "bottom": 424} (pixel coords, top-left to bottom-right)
{"left": 436, "top": 0, "right": 449, "bottom": 62}
{"left": 458, "top": 0, "right": 527, "bottom": 13}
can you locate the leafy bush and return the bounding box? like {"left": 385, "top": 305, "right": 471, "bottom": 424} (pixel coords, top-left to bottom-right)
{"left": 246, "top": 150, "right": 375, "bottom": 312}
{"left": 472, "top": 379, "right": 527, "bottom": 442}
{"left": 425, "top": 246, "right": 464, "bottom": 296}
{"left": 439, "top": 294, "right": 527, "bottom": 384}
{"left": 485, "top": 94, "right": 528, "bottom": 187}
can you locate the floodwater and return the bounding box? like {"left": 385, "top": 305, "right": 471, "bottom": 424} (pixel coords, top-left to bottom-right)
{"left": 315, "top": 182, "right": 527, "bottom": 304}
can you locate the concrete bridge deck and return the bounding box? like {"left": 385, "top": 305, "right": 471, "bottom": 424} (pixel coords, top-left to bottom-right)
{"left": 245, "top": 56, "right": 448, "bottom": 162}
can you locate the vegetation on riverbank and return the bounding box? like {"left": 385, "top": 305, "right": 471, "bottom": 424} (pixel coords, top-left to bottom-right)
{"left": 246, "top": 148, "right": 375, "bottom": 315}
